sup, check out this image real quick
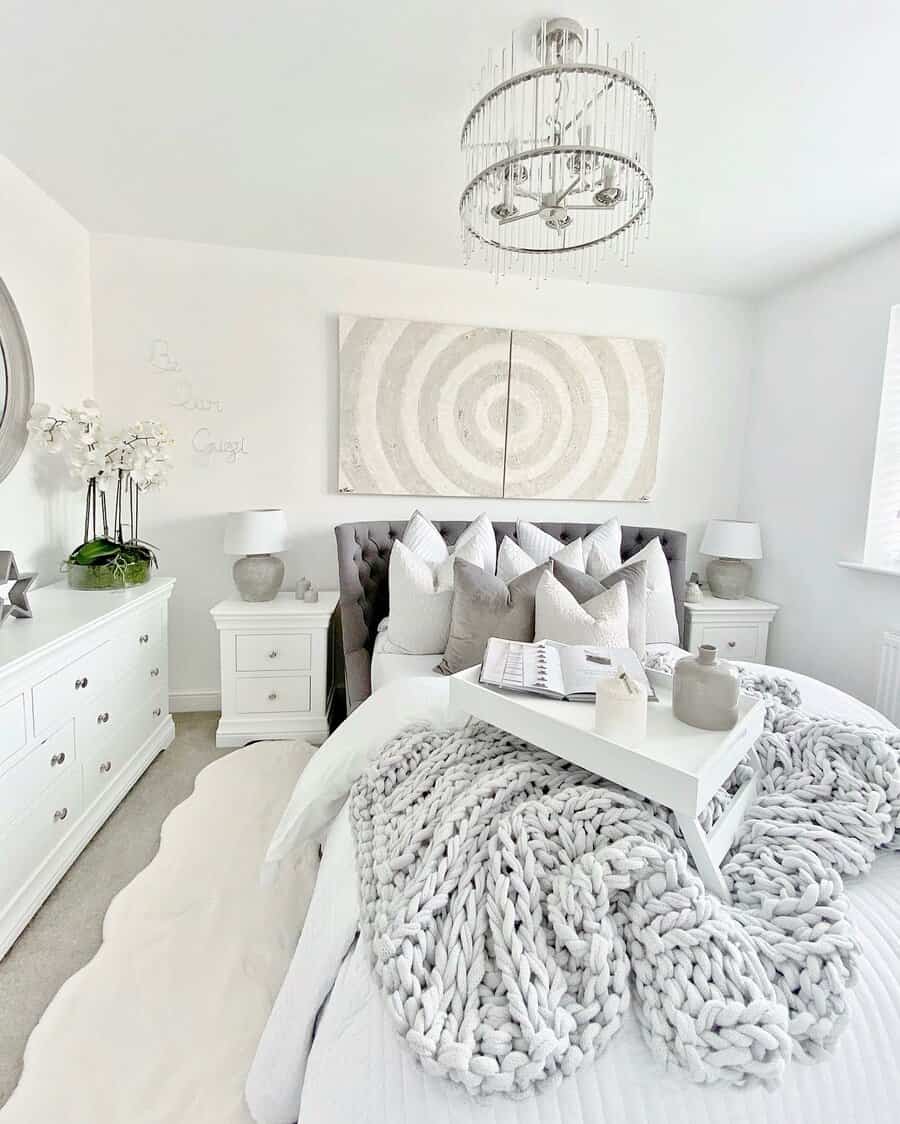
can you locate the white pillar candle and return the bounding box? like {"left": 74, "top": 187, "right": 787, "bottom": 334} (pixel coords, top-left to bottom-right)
{"left": 595, "top": 669, "right": 648, "bottom": 744}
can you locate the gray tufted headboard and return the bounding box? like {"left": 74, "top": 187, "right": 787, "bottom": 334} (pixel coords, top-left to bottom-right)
{"left": 335, "top": 520, "right": 687, "bottom": 713}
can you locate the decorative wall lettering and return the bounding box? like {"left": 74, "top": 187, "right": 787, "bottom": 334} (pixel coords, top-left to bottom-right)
{"left": 167, "top": 373, "right": 224, "bottom": 413}
{"left": 150, "top": 339, "right": 180, "bottom": 372}
{"left": 191, "top": 427, "right": 249, "bottom": 467}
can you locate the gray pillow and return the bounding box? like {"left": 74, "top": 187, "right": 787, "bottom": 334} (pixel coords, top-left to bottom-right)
{"left": 436, "top": 558, "right": 550, "bottom": 675}
{"left": 552, "top": 558, "right": 648, "bottom": 658}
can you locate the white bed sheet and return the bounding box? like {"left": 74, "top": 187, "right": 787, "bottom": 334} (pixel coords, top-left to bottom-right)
{"left": 247, "top": 668, "right": 899, "bottom": 1124}
{"left": 371, "top": 628, "right": 442, "bottom": 691}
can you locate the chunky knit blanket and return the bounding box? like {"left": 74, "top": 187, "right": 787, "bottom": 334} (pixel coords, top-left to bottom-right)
{"left": 350, "top": 669, "right": 900, "bottom": 1099}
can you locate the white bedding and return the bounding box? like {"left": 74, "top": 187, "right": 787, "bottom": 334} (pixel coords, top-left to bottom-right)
{"left": 247, "top": 668, "right": 900, "bottom": 1124}
{"left": 371, "top": 627, "right": 441, "bottom": 690}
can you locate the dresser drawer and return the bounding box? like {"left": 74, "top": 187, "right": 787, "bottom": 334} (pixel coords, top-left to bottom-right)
{"left": 235, "top": 675, "right": 310, "bottom": 714}
{"left": 235, "top": 633, "right": 311, "bottom": 673}
{"left": 32, "top": 640, "right": 114, "bottom": 735}
{"left": 82, "top": 689, "right": 167, "bottom": 808}
{"left": 0, "top": 722, "right": 75, "bottom": 831}
{"left": 697, "top": 624, "right": 760, "bottom": 661}
{"left": 0, "top": 695, "right": 27, "bottom": 769}
{"left": 0, "top": 766, "right": 83, "bottom": 905}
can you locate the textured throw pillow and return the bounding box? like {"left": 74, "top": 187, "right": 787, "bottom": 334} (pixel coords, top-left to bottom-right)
{"left": 534, "top": 571, "right": 629, "bottom": 648}
{"left": 401, "top": 509, "right": 450, "bottom": 567}
{"left": 496, "top": 535, "right": 584, "bottom": 583}
{"left": 386, "top": 540, "right": 454, "bottom": 654}
{"left": 517, "top": 518, "right": 622, "bottom": 572}
{"left": 626, "top": 536, "right": 679, "bottom": 645}
{"left": 437, "top": 558, "right": 550, "bottom": 674}
{"left": 552, "top": 558, "right": 648, "bottom": 657}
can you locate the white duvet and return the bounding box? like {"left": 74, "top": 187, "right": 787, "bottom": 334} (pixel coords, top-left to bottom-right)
{"left": 246, "top": 666, "right": 900, "bottom": 1124}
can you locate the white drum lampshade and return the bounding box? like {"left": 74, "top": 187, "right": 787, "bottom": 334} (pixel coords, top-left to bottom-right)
{"left": 700, "top": 520, "right": 762, "bottom": 600}
{"left": 224, "top": 509, "right": 288, "bottom": 602}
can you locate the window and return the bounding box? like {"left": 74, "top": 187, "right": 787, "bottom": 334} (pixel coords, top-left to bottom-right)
{"left": 864, "top": 305, "right": 900, "bottom": 568}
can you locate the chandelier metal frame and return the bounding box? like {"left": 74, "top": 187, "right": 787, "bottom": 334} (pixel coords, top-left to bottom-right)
{"left": 460, "top": 18, "right": 657, "bottom": 281}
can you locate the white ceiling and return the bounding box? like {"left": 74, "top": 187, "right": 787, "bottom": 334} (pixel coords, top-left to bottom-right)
{"left": 3, "top": 0, "right": 900, "bottom": 296}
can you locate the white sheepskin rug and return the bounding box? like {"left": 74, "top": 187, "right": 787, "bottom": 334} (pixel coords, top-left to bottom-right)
{"left": 1, "top": 740, "right": 317, "bottom": 1124}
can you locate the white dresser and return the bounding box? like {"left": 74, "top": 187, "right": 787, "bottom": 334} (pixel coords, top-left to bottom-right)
{"left": 0, "top": 576, "right": 175, "bottom": 959}
{"left": 211, "top": 591, "right": 338, "bottom": 749}
{"left": 684, "top": 592, "right": 779, "bottom": 663}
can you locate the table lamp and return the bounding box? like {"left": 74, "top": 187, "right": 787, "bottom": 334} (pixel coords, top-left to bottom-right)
{"left": 224, "top": 509, "right": 288, "bottom": 602}
{"left": 700, "top": 520, "right": 762, "bottom": 599}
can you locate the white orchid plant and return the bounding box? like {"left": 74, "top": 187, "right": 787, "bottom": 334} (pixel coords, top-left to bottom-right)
{"left": 28, "top": 400, "right": 174, "bottom": 580}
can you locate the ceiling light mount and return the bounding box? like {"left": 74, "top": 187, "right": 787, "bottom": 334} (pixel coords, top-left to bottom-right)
{"left": 460, "top": 16, "right": 656, "bottom": 283}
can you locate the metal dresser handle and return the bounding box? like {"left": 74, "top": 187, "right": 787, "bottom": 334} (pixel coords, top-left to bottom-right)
{"left": 97, "top": 711, "right": 110, "bottom": 724}
{"left": 268, "top": 650, "right": 279, "bottom": 659}
{"left": 75, "top": 676, "right": 88, "bottom": 690}
{"left": 99, "top": 760, "right": 112, "bottom": 774}
{"left": 150, "top": 667, "right": 160, "bottom": 678}
{"left": 139, "top": 633, "right": 150, "bottom": 644}
{"left": 727, "top": 641, "right": 736, "bottom": 649}
{"left": 51, "top": 752, "right": 66, "bottom": 767}
{"left": 268, "top": 691, "right": 278, "bottom": 701}
{"left": 54, "top": 807, "right": 68, "bottom": 822}
{"left": 153, "top": 706, "right": 162, "bottom": 718}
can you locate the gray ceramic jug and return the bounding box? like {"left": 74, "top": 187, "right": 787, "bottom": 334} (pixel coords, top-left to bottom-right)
{"left": 672, "top": 644, "right": 740, "bottom": 730}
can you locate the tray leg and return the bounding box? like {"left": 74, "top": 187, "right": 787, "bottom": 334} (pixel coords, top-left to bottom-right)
{"left": 674, "top": 812, "right": 731, "bottom": 902}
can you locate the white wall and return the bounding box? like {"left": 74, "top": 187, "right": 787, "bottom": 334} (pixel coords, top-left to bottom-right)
{"left": 740, "top": 234, "right": 900, "bottom": 703}
{"left": 90, "top": 233, "right": 755, "bottom": 703}
{"left": 0, "top": 157, "right": 93, "bottom": 579}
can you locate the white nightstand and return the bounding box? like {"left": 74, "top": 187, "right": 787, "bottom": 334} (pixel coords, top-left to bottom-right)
{"left": 684, "top": 592, "right": 779, "bottom": 664}
{"left": 210, "top": 591, "right": 339, "bottom": 749}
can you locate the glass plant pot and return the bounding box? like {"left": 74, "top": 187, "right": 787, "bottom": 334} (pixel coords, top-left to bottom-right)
{"left": 66, "top": 558, "right": 151, "bottom": 590}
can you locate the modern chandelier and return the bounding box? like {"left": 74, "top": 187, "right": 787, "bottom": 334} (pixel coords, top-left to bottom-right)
{"left": 460, "top": 17, "right": 656, "bottom": 283}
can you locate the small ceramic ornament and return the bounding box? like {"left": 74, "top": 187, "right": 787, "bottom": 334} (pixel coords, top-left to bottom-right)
{"left": 303, "top": 585, "right": 319, "bottom": 603}
{"left": 685, "top": 573, "right": 703, "bottom": 604}
{"left": 295, "top": 577, "right": 311, "bottom": 599}
{"left": 673, "top": 644, "right": 740, "bottom": 730}
{"left": 0, "top": 551, "right": 36, "bottom": 627}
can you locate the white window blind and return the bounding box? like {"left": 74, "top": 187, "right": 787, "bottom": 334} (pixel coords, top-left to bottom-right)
{"left": 864, "top": 305, "right": 900, "bottom": 568}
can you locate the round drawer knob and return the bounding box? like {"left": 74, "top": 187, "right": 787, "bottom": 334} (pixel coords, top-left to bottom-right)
{"left": 268, "top": 650, "right": 279, "bottom": 659}
{"left": 99, "top": 760, "right": 112, "bottom": 774}
{"left": 75, "top": 676, "right": 88, "bottom": 690}
{"left": 51, "top": 752, "right": 66, "bottom": 767}
{"left": 150, "top": 667, "right": 160, "bottom": 678}
{"left": 54, "top": 807, "right": 68, "bottom": 822}
{"left": 153, "top": 706, "right": 162, "bottom": 718}
{"left": 97, "top": 711, "right": 110, "bottom": 724}
{"left": 139, "top": 633, "right": 150, "bottom": 644}
{"left": 727, "top": 641, "right": 736, "bottom": 649}
{"left": 268, "top": 692, "right": 278, "bottom": 701}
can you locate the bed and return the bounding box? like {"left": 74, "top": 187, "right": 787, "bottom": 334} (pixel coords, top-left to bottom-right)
{"left": 246, "top": 519, "right": 900, "bottom": 1124}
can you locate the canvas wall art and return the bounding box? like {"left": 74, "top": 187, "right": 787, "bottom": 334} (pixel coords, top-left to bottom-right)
{"left": 338, "top": 315, "right": 664, "bottom": 501}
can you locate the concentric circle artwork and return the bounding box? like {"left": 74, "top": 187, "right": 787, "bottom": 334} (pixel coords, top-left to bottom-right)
{"left": 338, "top": 316, "right": 663, "bottom": 500}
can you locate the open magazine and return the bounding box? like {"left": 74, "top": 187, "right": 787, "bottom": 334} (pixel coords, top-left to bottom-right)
{"left": 479, "top": 638, "right": 656, "bottom": 702}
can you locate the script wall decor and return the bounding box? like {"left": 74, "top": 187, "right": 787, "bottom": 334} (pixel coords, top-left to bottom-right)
{"left": 338, "top": 315, "right": 664, "bottom": 501}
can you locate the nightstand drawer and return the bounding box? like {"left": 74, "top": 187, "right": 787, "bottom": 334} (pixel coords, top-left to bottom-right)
{"left": 697, "top": 624, "right": 760, "bottom": 660}
{"left": 235, "top": 633, "right": 311, "bottom": 673}
{"left": 235, "top": 675, "right": 311, "bottom": 714}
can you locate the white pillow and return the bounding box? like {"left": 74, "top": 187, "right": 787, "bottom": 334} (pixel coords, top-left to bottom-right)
{"left": 534, "top": 570, "right": 629, "bottom": 647}
{"left": 264, "top": 677, "right": 463, "bottom": 862}
{"left": 626, "top": 536, "right": 679, "bottom": 645}
{"left": 386, "top": 540, "right": 453, "bottom": 654}
{"left": 402, "top": 509, "right": 449, "bottom": 567}
{"left": 497, "top": 535, "right": 584, "bottom": 583}
{"left": 436, "top": 512, "right": 496, "bottom": 583}
{"left": 517, "top": 518, "right": 622, "bottom": 572}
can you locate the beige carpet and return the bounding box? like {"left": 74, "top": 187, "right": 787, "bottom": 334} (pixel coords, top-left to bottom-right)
{"left": 0, "top": 714, "right": 318, "bottom": 1122}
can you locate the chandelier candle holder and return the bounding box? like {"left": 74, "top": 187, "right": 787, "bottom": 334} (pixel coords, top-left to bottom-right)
{"left": 460, "top": 17, "right": 656, "bottom": 283}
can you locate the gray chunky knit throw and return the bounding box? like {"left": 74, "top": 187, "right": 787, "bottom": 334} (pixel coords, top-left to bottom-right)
{"left": 350, "top": 669, "right": 900, "bottom": 1098}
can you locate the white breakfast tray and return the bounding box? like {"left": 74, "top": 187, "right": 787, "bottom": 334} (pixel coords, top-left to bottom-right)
{"left": 449, "top": 666, "right": 765, "bottom": 900}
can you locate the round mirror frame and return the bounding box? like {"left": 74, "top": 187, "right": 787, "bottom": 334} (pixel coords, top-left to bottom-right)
{"left": 0, "top": 276, "right": 35, "bottom": 485}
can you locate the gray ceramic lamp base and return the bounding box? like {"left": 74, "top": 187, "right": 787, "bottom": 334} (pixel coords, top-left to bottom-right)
{"left": 706, "top": 557, "right": 752, "bottom": 600}
{"left": 233, "top": 554, "right": 284, "bottom": 602}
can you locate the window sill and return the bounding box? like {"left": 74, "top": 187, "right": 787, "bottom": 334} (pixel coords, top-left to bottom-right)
{"left": 838, "top": 560, "right": 900, "bottom": 578}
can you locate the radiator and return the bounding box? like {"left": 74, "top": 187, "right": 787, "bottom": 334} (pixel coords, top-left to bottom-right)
{"left": 875, "top": 631, "right": 900, "bottom": 724}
